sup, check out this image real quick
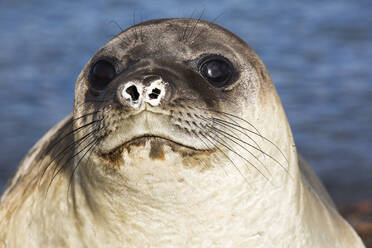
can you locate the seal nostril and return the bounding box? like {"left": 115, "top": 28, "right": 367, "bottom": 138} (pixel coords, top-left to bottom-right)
{"left": 152, "top": 88, "right": 161, "bottom": 94}
{"left": 126, "top": 85, "right": 140, "bottom": 101}
{"left": 149, "top": 88, "right": 161, "bottom": 99}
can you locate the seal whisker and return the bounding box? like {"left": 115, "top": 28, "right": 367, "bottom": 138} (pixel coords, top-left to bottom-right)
{"left": 212, "top": 118, "right": 265, "bottom": 155}
{"left": 132, "top": 10, "right": 139, "bottom": 43}
{"left": 139, "top": 12, "right": 145, "bottom": 42}
{"left": 45, "top": 128, "right": 103, "bottom": 195}
{"left": 45, "top": 117, "right": 101, "bottom": 155}
{"left": 210, "top": 11, "right": 225, "bottom": 24}
{"left": 203, "top": 116, "right": 288, "bottom": 173}
{"left": 185, "top": 9, "right": 205, "bottom": 43}
{"left": 180, "top": 13, "right": 196, "bottom": 42}
{"left": 206, "top": 129, "right": 270, "bottom": 181}
{"left": 195, "top": 113, "right": 269, "bottom": 171}
{"left": 211, "top": 118, "right": 290, "bottom": 174}
{"left": 188, "top": 27, "right": 204, "bottom": 45}
{"left": 208, "top": 115, "right": 289, "bottom": 167}
{"left": 109, "top": 20, "right": 124, "bottom": 33}
{"left": 208, "top": 124, "right": 272, "bottom": 177}
{"left": 196, "top": 114, "right": 264, "bottom": 154}
{"left": 200, "top": 132, "right": 251, "bottom": 187}
{"left": 218, "top": 119, "right": 289, "bottom": 166}
{"left": 51, "top": 118, "right": 101, "bottom": 149}
{"left": 193, "top": 131, "right": 229, "bottom": 176}
{"left": 67, "top": 138, "right": 101, "bottom": 198}
{"left": 192, "top": 106, "right": 262, "bottom": 136}
{"left": 51, "top": 126, "right": 101, "bottom": 172}
{"left": 38, "top": 118, "right": 102, "bottom": 184}
{"left": 107, "top": 20, "right": 130, "bottom": 46}
{"left": 112, "top": 21, "right": 132, "bottom": 46}
{"left": 40, "top": 123, "right": 102, "bottom": 185}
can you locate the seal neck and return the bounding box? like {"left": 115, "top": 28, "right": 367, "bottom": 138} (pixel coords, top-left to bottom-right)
{"left": 72, "top": 143, "right": 303, "bottom": 247}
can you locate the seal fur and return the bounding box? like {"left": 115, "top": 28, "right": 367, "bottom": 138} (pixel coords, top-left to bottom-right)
{"left": 0, "top": 18, "right": 365, "bottom": 247}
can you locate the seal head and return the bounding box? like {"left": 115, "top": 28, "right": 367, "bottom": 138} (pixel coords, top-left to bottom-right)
{"left": 72, "top": 19, "right": 283, "bottom": 178}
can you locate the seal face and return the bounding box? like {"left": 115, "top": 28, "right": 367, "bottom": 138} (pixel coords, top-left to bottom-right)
{"left": 0, "top": 18, "right": 365, "bottom": 248}
{"left": 72, "top": 18, "right": 268, "bottom": 175}
{"left": 75, "top": 21, "right": 246, "bottom": 154}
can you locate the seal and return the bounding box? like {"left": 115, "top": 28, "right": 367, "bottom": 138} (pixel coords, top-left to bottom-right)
{"left": 0, "top": 18, "right": 365, "bottom": 247}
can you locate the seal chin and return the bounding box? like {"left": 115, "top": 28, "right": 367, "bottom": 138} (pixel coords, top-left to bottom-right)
{"left": 96, "top": 134, "right": 212, "bottom": 167}
{"left": 100, "top": 134, "right": 206, "bottom": 157}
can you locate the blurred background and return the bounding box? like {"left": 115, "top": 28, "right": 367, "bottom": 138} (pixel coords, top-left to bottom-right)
{"left": 0, "top": 0, "right": 371, "bottom": 244}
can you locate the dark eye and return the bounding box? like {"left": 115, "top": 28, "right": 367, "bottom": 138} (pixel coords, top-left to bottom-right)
{"left": 89, "top": 60, "right": 116, "bottom": 91}
{"left": 199, "top": 55, "right": 234, "bottom": 88}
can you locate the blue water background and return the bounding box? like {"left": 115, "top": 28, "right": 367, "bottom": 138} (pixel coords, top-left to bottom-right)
{"left": 0, "top": 0, "right": 371, "bottom": 204}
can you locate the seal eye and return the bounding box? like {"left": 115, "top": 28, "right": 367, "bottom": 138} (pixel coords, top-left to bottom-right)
{"left": 199, "top": 55, "right": 234, "bottom": 88}
{"left": 89, "top": 60, "right": 116, "bottom": 91}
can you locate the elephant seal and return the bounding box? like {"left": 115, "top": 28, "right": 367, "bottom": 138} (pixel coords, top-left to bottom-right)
{"left": 0, "top": 18, "right": 365, "bottom": 248}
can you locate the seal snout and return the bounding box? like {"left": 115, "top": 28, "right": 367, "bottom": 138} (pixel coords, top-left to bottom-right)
{"left": 119, "top": 77, "right": 167, "bottom": 109}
